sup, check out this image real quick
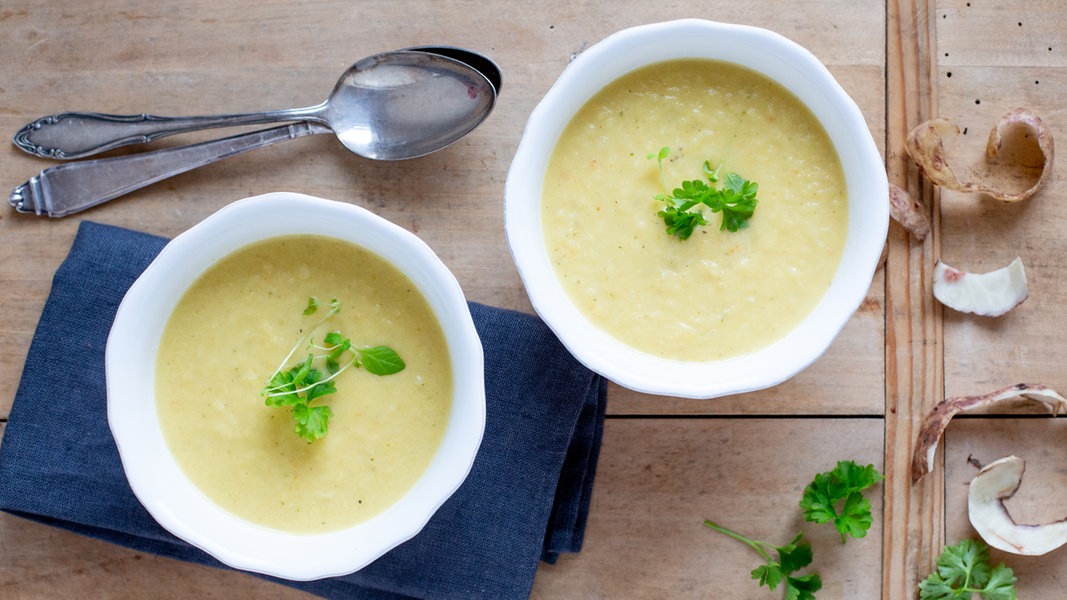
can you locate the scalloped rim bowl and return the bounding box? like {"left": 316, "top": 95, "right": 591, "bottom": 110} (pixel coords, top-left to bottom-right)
{"left": 504, "top": 19, "right": 888, "bottom": 399}
{"left": 106, "top": 192, "right": 486, "bottom": 580}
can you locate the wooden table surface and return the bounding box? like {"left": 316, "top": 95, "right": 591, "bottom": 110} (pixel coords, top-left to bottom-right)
{"left": 1, "top": 1, "right": 1065, "bottom": 597}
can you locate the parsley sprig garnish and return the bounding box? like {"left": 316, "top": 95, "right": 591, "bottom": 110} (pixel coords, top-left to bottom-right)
{"left": 918, "top": 539, "right": 1017, "bottom": 600}
{"left": 800, "top": 460, "right": 884, "bottom": 543}
{"left": 648, "top": 146, "right": 759, "bottom": 239}
{"left": 705, "top": 460, "right": 884, "bottom": 599}
{"left": 261, "top": 297, "right": 405, "bottom": 443}
{"left": 703, "top": 521, "right": 823, "bottom": 600}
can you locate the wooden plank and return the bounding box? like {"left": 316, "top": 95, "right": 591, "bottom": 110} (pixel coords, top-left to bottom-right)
{"left": 936, "top": 0, "right": 1065, "bottom": 68}
{"left": 935, "top": 1, "right": 1067, "bottom": 398}
{"left": 532, "top": 418, "right": 885, "bottom": 598}
{"left": 931, "top": 10, "right": 1067, "bottom": 594}
{"left": 943, "top": 418, "right": 1067, "bottom": 597}
{"left": 883, "top": 1, "right": 944, "bottom": 598}
{"left": 884, "top": 2, "right": 1067, "bottom": 597}
{"left": 0, "top": 418, "right": 885, "bottom": 597}
{"left": 0, "top": 0, "right": 889, "bottom": 597}
{"left": 0, "top": 521, "right": 311, "bottom": 597}
{"left": 0, "top": 1, "right": 889, "bottom": 419}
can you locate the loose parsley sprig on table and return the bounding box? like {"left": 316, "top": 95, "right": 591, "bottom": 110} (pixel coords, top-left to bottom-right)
{"left": 704, "top": 460, "right": 883, "bottom": 598}
{"left": 647, "top": 146, "right": 759, "bottom": 239}
{"left": 800, "top": 460, "right": 884, "bottom": 543}
{"left": 918, "top": 539, "right": 1017, "bottom": 600}
{"left": 704, "top": 521, "right": 823, "bottom": 600}
{"left": 261, "top": 297, "right": 405, "bottom": 443}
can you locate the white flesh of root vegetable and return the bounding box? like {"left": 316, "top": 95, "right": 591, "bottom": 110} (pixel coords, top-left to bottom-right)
{"left": 969, "top": 455, "right": 1067, "bottom": 556}
{"left": 910, "top": 383, "right": 1067, "bottom": 483}
{"left": 932, "top": 257, "right": 1028, "bottom": 317}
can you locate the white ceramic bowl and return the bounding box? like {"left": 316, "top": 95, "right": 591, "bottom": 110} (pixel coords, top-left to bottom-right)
{"left": 106, "top": 192, "right": 485, "bottom": 580}
{"left": 504, "top": 19, "right": 888, "bottom": 399}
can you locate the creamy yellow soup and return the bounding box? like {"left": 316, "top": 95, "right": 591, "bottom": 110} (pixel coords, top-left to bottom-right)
{"left": 155, "top": 235, "right": 452, "bottom": 534}
{"left": 542, "top": 59, "right": 849, "bottom": 361}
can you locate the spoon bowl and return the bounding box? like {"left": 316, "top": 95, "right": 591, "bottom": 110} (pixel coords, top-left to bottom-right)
{"left": 321, "top": 52, "right": 496, "bottom": 160}
{"left": 405, "top": 46, "right": 503, "bottom": 94}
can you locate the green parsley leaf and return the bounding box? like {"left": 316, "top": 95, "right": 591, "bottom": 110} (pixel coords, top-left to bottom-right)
{"left": 263, "top": 369, "right": 299, "bottom": 407}
{"left": 717, "top": 175, "right": 759, "bottom": 232}
{"left": 800, "top": 460, "right": 884, "bottom": 542}
{"left": 983, "top": 567, "right": 1019, "bottom": 600}
{"left": 658, "top": 204, "right": 709, "bottom": 240}
{"left": 261, "top": 298, "right": 405, "bottom": 443}
{"left": 648, "top": 146, "right": 759, "bottom": 238}
{"left": 359, "top": 345, "right": 407, "bottom": 376}
{"left": 776, "top": 532, "right": 815, "bottom": 575}
{"left": 918, "top": 539, "right": 1017, "bottom": 600}
{"left": 646, "top": 145, "right": 671, "bottom": 163}
{"left": 293, "top": 402, "right": 333, "bottom": 442}
{"left": 304, "top": 379, "right": 336, "bottom": 403}
{"left": 322, "top": 331, "right": 352, "bottom": 373}
{"left": 705, "top": 521, "right": 822, "bottom": 600}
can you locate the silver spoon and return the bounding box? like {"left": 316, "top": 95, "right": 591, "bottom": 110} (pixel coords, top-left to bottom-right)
{"left": 14, "top": 49, "right": 498, "bottom": 161}
{"left": 407, "top": 46, "right": 502, "bottom": 95}
{"left": 9, "top": 50, "right": 498, "bottom": 217}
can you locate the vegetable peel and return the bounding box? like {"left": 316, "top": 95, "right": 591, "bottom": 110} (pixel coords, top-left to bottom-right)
{"left": 968, "top": 455, "right": 1067, "bottom": 556}
{"left": 910, "top": 383, "right": 1067, "bottom": 483}
{"left": 905, "top": 108, "right": 1054, "bottom": 203}
{"left": 888, "top": 183, "right": 930, "bottom": 240}
{"left": 932, "top": 257, "right": 1028, "bottom": 317}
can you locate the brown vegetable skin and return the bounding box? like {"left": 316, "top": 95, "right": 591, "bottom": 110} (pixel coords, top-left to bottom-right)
{"left": 888, "top": 183, "right": 930, "bottom": 240}
{"left": 904, "top": 108, "right": 1054, "bottom": 202}
{"left": 910, "top": 383, "right": 1067, "bottom": 484}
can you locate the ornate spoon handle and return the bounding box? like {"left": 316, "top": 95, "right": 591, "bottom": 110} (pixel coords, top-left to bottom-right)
{"left": 13, "top": 108, "right": 318, "bottom": 160}
{"left": 10, "top": 121, "right": 329, "bottom": 217}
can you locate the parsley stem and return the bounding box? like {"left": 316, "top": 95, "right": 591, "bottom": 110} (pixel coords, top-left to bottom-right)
{"left": 703, "top": 520, "right": 773, "bottom": 563}
{"left": 261, "top": 297, "right": 405, "bottom": 443}
{"left": 262, "top": 358, "right": 356, "bottom": 397}
{"left": 266, "top": 302, "right": 340, "bottom": 383}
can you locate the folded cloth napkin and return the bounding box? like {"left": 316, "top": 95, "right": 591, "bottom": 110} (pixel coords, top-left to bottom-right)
{"left": 0, "top": 221, "right": 606, "bottom": 599}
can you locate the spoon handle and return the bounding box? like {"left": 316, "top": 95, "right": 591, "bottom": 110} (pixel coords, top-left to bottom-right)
{"left": 10, "top": 121, "right": 329, "bottom": 217}
{"left": 13, "top": 108, "right": 319, "bottom": 160}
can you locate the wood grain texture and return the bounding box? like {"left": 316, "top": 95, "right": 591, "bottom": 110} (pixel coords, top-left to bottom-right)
{"left": 890, "top": 2, "right": 1067, "bottom": 598}
{"left": 0, "top": 1, "right": 890, "bottom": 596}
{"left": 935, "top": 0, "right": 1067, "bottom": 398}
{"left": 0, "top": 0, "right": 889, "bottom": 417}
{"left": 884, "top": 0, "right": 944, "bottom": 598}
{"left": 2, "top": 0, "right": 1066, "bottom": 597}
{"left": 531, "top": 418, "right": 885, "bottom": 599}
{"left": 944, "top": 418, "right": 1067, "bottom": 596}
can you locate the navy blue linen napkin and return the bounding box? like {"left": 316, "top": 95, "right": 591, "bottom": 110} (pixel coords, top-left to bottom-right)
{"left": 0, "top": 221, "right": 606, "bottom": 599}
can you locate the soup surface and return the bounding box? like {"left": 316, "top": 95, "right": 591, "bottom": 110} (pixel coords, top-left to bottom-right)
{"left": 156, "top": 235, "right": 452, "bottom": 533}
{"left": 542, "top": 59, "right": 849, "bottom": 360}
